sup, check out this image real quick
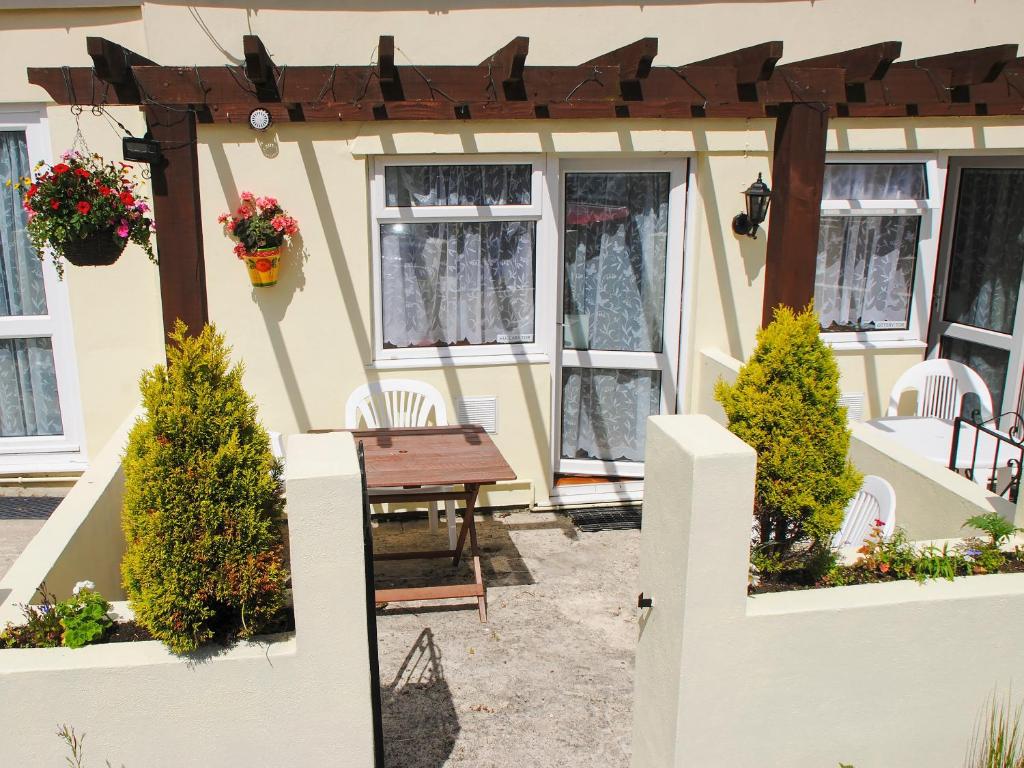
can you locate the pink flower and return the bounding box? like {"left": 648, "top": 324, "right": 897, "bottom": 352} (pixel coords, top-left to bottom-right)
{"left": 239, "top": 191, "right": 255, "bottom": 203}
{"left": 134, "top": 201, "right": 150, "bottom": 214}
{"left": 116, "top": 220, "right": 130, "bottom": 238}
{"left": 237, "top": 206, "right": 252, "bottom": 219}
{"left": 256, "top": 196, "right": 278, "bottom": 210}
{"left": 233, "top": 242, "right": 248, "bottom": 259}
{"left": 271, "top": 215, "right": 286, "bottom": 232}
{"left": 217, "top": 213, "right": 230, "bottom": 224}
{"left": 226, "top": 220, "right": 236, "bottom": 233}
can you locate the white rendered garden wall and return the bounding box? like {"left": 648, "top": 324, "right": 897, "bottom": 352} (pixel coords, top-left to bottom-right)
{"left": 0, "top": 431, "right": 375, "bottom": 767}
{"left": 631, "top": 415, "right": 1024, "bottom": 767}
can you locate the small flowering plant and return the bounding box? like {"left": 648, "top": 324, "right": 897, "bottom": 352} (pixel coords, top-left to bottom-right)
{"left": 218, "top": 192, "right": 299, "bottom": 259}
{"left": 10, "top": 150, "right": 156, "bottom": 276}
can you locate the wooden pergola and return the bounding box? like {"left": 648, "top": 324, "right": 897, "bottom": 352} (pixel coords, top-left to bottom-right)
{"left": 27, "top": 37, "right": 1024, "bottom": 339}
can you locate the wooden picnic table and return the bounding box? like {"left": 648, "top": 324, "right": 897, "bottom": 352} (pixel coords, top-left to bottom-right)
{"left": 312, "top": 424, "right": 516, "bottom": 621}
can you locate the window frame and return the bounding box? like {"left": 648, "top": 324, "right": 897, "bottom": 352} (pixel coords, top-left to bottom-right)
{"left": 370, "top": 154, "right": 549, "bottom": 364}
{"left": 816, "top": 152, "right": 945, "bottom": 350}
{"left": 0, "top": 107, "right": 86, "bottom": 470}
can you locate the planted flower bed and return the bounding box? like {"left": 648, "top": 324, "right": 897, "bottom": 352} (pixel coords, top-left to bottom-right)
{"left": 751, "top": 512, "right": 1024, "bottom": 594}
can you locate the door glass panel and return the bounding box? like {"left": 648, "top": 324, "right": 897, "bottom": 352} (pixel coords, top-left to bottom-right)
{"left": 560, "top": 367, "right": 661, "bottom": 462}
{"left": 0, "top": 337, "right": 63, "bottom": 436}
{"left": 943, "top": 168, "right": 1024, "bottom": 334}
{"left": 0, "top": 132, "right": 47, "bottom": 317}
{"left": 385, "top": 164, "right": 532, "bottom": 207}
{"left": 941, "top": 336, "right": 1010, "bottom": 415}
{"left": 562, "top": 172, "right": 670, "bottom": 352}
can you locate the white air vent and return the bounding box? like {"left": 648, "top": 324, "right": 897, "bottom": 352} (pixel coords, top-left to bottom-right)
{"left": 455, "top": 396, "right": 498, "bottom": 433}
{"left": 839, "top": 392, "right": 866, "bottom": 422}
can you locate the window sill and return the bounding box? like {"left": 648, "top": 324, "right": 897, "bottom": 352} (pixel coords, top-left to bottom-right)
{"left": 368, "top": 352, "right": 550, "bottom": 370}
{"left": 825, "top": 338, "right": 928, "bottom": 352}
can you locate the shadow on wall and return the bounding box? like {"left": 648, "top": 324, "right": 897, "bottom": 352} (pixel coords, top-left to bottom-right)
{"left": 382, "top": 627, "right": 459, "bottom": 768}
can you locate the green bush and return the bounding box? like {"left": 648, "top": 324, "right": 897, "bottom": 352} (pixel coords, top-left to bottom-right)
{"left": 715, "top": 304, "right": 862, "bottom": 574}
{"left": 122, "top": 322, "right": 288, "bottom": 654}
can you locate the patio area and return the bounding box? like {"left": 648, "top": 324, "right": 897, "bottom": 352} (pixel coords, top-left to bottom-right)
{"left": 373, "top": 510, "right": 638, "bottom": 768}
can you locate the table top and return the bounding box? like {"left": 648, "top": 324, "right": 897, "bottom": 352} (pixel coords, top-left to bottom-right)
{"left": 313, "top": 425, "right": 517, "bottom": 488}
{"left": 865, "top": 416, "right": 1008, "bottom": 470}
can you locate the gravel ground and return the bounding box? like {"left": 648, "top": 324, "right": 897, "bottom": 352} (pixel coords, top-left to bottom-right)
{"left": 374, "top": 510, "right": 639, "bottom": 768}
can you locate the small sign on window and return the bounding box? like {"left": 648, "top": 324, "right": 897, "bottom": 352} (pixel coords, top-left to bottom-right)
{"left": 872, "top": 320, "right": 907, "bottom": 330}
{"left": 496, "top": 333, "right": 534, "bottom": 344}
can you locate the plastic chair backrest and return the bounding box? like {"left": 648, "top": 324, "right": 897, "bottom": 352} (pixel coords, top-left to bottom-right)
{"left": 833, "top": 475, "right": 896, "bottom": 549}
{"left": 886, "top": 359, "right": 994, "bottom": 422}
{"left": 345, "top": 379, "right": 448, "bottom": 429}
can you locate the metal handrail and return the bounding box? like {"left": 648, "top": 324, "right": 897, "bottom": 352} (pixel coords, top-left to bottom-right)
{"left": 949, "top": 406, "right": 1024, "bottom": 502}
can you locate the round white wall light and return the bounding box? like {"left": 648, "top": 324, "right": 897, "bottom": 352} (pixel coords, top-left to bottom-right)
{"left": 248, "top": 108, "right": 272, "bottom": 131}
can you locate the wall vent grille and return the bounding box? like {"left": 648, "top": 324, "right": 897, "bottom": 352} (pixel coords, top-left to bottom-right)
{"left": 455, "top": 396, "right": 498, "bottom": 434}
{"left": 839, "top": 392, "right": 866, "bottom": 422}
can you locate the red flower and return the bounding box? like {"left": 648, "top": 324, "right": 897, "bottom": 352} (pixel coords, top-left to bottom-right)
{"left": 74, "top": 168, "right": 91, "bottom": 178}
{"left": 97, "top": 184, "right": 111, "bottom": 196}
{"left": 49, "top": 199, "right": 59, "bottom": 210}
{"left": 879, "top": 562, "right": 890, "bottom": 574}
{"left": 119, "top": 190, "right": 135, "bottom": 206}
{"left": 873, "top": 518, "right": 885, "bottom": 528}
{"left": 52, "top": 163, "right": 70, "bottom": 175}
{"left": 233, "top": 242, "right": 247, "bottom": 259}
{"left": 76, "top": 201, "right": 92, "bottom": 215}
{"left": 25, "top": 184, "right": 37, "bottom": 199}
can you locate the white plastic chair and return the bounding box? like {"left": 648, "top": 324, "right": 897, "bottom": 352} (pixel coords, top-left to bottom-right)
{"left": 345, "top": 380, "right": 458, "bottom": 549}
{"left": 833, "top": 475, "right": 896, "bottom": 549}
{"left": 886, "top": 359, "right": 994, "bottom": 423}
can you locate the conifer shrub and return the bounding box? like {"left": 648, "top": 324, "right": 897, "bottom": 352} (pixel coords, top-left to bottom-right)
{"left": 715, "top": 304, "right": 862, "bottom": 576}
{"left": 121, "top": 322, "right": 288, "bottom": 654}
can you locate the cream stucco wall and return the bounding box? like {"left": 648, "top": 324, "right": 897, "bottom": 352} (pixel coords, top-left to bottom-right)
{"left": 633, "top": 414, "right": 1024, "bottom": 767}
{"left": 2, "top": 2, "right": 1023, "bottom": 500}
{"left": 0, "top": 430, "right": 376, "bottom": 768}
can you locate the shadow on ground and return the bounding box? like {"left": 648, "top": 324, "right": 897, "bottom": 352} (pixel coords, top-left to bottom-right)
{"left": 382, "top": 627, "right": 459, "bottom": 768}
{"left": 372, "top": 512, "right": 548, "bottom": 595}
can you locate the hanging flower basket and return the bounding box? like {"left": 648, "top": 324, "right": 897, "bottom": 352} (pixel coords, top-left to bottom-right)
{"left": 60, "top": 228, "right": 129, "bottom": 267}
{"left": 243, "top": 246, "right": 281, "bottom": 288}
{"left": 219, "top": 192, "right": 298, "bottom": 289}
{"left": 10, "top": 150, "right": 156, "bottom": 278}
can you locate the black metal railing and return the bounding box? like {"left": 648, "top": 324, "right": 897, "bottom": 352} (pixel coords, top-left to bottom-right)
{"left": 949, "top": 405, "right": 1024, "bottom": 503}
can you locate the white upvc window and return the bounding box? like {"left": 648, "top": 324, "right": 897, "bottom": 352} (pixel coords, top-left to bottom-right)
{"left": 370, "top": 156, "right": 548, "bottom": 364}
{"left": 0, "top": 107, "right": 86, "bottom": 471}
{"left": 815, "top": 154, "right": 944, "bottom": 349}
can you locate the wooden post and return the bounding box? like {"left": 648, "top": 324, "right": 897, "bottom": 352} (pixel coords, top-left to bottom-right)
{"left": 761, "top": 101, "right": 829, "bottom": 327}
{"left": 145, "top": 106, "right": 208, "bottom": 342}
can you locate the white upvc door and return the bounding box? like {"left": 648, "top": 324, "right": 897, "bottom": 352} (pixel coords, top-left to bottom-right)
{"left": 552, "top": 158, "right": 687, "bottom": 478}
{"left": 0, "top": 108, "right": 85, "bottom": 471}
{"left": 928, "top": 156, "right": 1024, "bottom": 419}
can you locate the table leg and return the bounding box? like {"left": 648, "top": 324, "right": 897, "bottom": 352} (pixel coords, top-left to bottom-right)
{"left": 452, "top": 483, "right": 477, "bottom": 566}
{"left": 451, "top": 483, "right": 486, "bottom": 622}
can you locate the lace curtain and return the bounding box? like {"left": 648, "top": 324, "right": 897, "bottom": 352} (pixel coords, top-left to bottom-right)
{"left": 560, "top": 172, "right": 668, "bottom": 463}
{"left": 943, "top": 168, "right": 1024, "bottom": 335}
{"left": 815, "top": 163, "right": 927, "bottom": 332}
{"left": 380, "top": 220, "right": 536, "bottom": 348}
{"left": 561, "top": 368, "right": 660, "bottom": 462}
{"left": 814, "top": 215, "right": 920, "bottom": 331}
{"left": 385, "top": 164, "right": 532, "bottom": 207}
{"left": 562, "top": 173, "right": 669, "bottom": 352}
{"left": 0, "top": 132, "right": 62, "bottom": 437}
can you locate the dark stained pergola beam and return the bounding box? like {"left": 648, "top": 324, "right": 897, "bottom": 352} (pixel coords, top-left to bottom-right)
{"left": 378, "top": 35, "right": 404, "bottom": 100}
{"left": 481, "top": 37, "right": 529, "bottom": 101}
{"left": 85, "top": 36, "right": 155, "bottom": 102}
{"left": 787, "top": 41, "right": 902, "bottom": 83}
{"left": 584, "top": 37, "right": 657, "bottom": 101}
{"left": 895, "top": 43, "right": 1018, "bottom": 85}
{"left": 687, "top": 41, "right": 784, "bottom": 85}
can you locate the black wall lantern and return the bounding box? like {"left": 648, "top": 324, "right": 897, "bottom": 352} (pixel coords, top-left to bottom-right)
{"left": 732, "top": 173, "right": 772, "bottom": 239}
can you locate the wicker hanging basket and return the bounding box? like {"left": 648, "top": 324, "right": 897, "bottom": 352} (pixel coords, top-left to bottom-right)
{"left": 60, "top": 229, "right": 128, "bottom": 267}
